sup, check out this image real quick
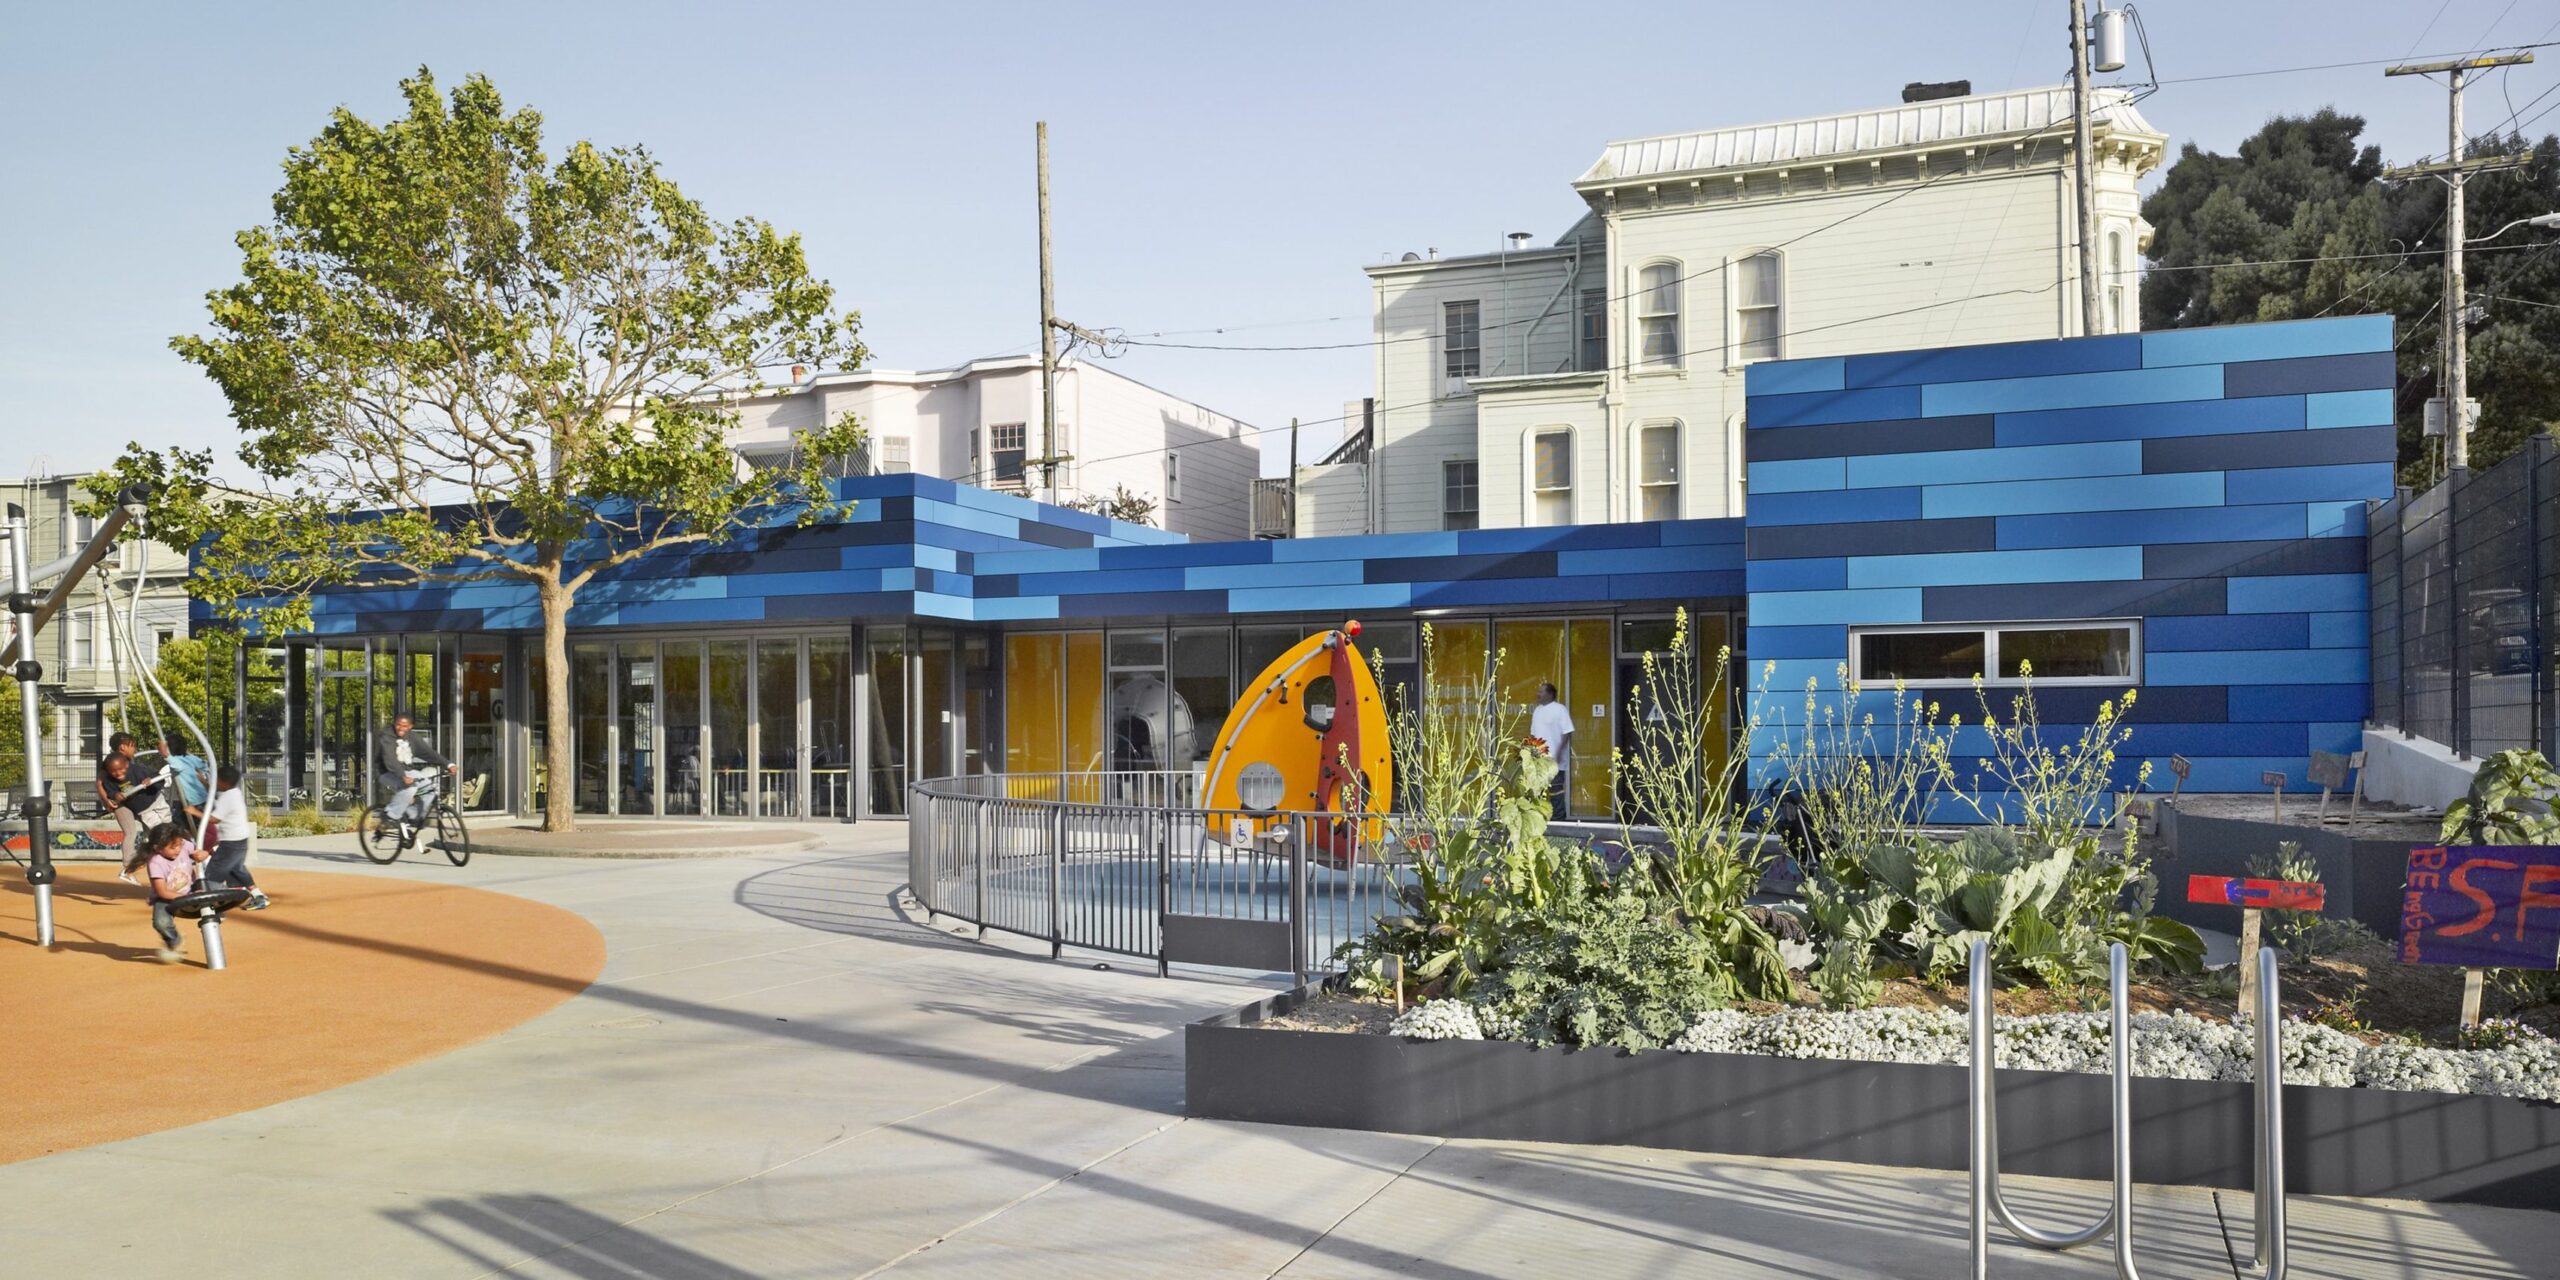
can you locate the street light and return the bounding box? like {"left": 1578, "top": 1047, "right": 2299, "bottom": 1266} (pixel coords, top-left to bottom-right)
{"left": 2468, "top": 211, "right": 2560, "bottom": 243}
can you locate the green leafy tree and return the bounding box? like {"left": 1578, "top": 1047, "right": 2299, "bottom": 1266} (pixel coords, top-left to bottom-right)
{"left": 2142, "top": 111, "right": 2560, "bottom": 480}
{"left": 1062, "top": 484, "right": 1158, "bottom": 527}
{"left": 94, "top": 70, "right": 866, "bottom": 830}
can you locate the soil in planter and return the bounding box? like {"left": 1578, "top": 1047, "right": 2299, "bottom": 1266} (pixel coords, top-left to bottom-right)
{"left": 1258, "top": 990, "right": 1401, "bottom": 1034}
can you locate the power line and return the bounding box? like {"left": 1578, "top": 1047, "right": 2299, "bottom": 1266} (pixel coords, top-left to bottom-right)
{"left": 2149, "top": 40, "right": 2558, "bottom": 85}
{"left": 2405, "top": 0, "right": 2458, "bottom": 59}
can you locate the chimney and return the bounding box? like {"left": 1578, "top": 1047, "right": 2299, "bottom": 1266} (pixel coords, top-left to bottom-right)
{"left": 1902, "top": 80, "right": 1972, "bottom": 104}
{"left": 1506, "top": 231, "right": 1533, "bottom": 251}
{"left": 790, "top": 364, "right": 808, "bottom": 384}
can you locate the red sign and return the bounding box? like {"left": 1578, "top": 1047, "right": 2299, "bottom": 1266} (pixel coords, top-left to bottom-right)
{"left": 2400, "top": 846, "right": 2560, "bottom": 970}
{"left": 2188, "top": 875, "right": 2326, "bottom": 911}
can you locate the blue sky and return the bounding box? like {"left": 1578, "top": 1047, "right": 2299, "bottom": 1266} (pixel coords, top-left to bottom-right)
{"left": 3, "top": 0, "right": 2554, "bottom": 479}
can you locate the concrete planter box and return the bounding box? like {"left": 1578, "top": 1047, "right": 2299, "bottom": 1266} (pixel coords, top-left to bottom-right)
{"left": 1187, "top": 986, "right": 2560, "bottom": 1210}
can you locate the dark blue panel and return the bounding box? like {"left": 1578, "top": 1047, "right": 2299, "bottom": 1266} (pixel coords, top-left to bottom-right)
{"left": 1747, "top": 384, "right": 1924, "bottom": 428}
{"left": 2142, "top": 426, "right": 2394, "bottom": 473}
{"left": 913, "top": 524, "right": 1046, "bottom": 554}
{"left": 616, "top": 598, "right": 771, "bottom": 625}
{"left": 363, "top": 609, "right": 489, "bottom": 634}
{"left": 761, "top": 592, "right": 908, "bottom": 620}
{"left": 1054, "top": 589, "right": 1233, "bottom": 618}
{"left": 1015, "top": 567, "right": 1189, "bottom": 596}
{"left": 2222, "top": 351, "right": 2397, "bottom": 398}
{"left": 1745, "top": 557, "right": 1847, "bottom": 591}
{"left": 2141, "top": 538, "right": 2367, "bottom": 580}
{"left": 2101, "top": 721, "right": 2309, "bottom": 757}
{"left": 1536, "top": 523, "right": 1680, "bottom": 551}
{"left": 1842, "top": 334, "right": 2140, "bottom": 389}
{"left": 1662, "top": 519, "right": 1749, "bottom": 545}
{"left": 1993, "top": 685, "right": 2229, "bottom": 724}
{"left": 1745, "top": 517, "right": 1998, "bottom": 560}
{"left": 1095, "top": 540, "right": 1274, "bottom": 570}
{"left": 1920, "top": 577, "right": 2227, "bottom": 621}
{"left": 2146, "top": 613, "right": 2311, "bottom": 651}
{"left": 1746, "top": 487, "right": 1924, "bottom": 526}
{"left": 1745, "top": 415, "right": 1996, "bottom": 462}
{"left": 1992, "top": 395, "right": 2306, "bottom": 446}
{"left": 1607, "top": 570, "right": 1745, "bottom": 600}
{"left": 974, "top": 574, "right": 1019, "bottom": 598}
{"left": 2226, "top": 463, "right": 2396, "bottom": 506}
{"left": 1364, "top": 552, "right": 1557, "bottom": 583}
{"left": 1744, "top": 624, "right": 1848, "bottom": 659}
{"left": 2227, "top": 684, "right": 2367, "bottom": 722}
{"left": 1407, "top": 577, "right": 1618, "bottom": 607}
{"left": 1006, "top": 519, "right": 1096, "bottom": 549}
{"left": 688, "top": 544, "right": 847, "bottom": 575}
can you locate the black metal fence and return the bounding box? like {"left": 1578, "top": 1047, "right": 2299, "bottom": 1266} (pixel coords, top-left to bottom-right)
{"left": 2367, "top": 435, "right": 2560, "bottom": 760}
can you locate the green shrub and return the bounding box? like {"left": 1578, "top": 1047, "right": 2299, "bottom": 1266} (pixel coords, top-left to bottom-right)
{"left": 1484, "top": 873, "right": 1730, "bottom": 1050}
{"left": 2440, "top": 748, "right": 2560, "bottom": 846}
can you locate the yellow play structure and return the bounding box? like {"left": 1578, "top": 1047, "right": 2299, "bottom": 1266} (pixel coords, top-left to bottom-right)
{"left": 1197, "top": 621, "right": 1392, "bottom": 867}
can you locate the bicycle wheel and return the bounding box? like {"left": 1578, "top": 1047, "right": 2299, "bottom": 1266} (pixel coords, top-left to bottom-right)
{"left": 355, "top": 807, "right": 404, "bottom": 865}
{"left": 436, "top": 806, "right": 472, "bottom": 867}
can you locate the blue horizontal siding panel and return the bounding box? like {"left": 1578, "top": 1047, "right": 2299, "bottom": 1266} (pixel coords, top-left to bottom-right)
{"left": 1843, "top": 333, "right": 2141, "bottom": 389}
{"left": 2228, "top": 684, "right": 2367, "bottom": 722}
{"left": 1844, "top": 441, "right": 2142, "bottom": 489}
{"left": 2307, "top": 389, "right": 2395, "bottom": 429}
{"left": 881, "top": 567, "right": 917, "bottom": 592}
{"left": 910, "top": 591, "right": 977, "bottom": 619}
{"left": 2147, "top": 649, "right": 2367, "bottom": 685}
{"left": 1995, "top": 503, "right": 2308, "bottom": 550}
{"left": 1556, "top": 546, "right": 1713, "bottom": 576}
{"left": 2307, "top": 611, "right": 2367, "bottom": 648}
{"left": 913, "top": 545, "right": 961, "bottom": 573}
{"left": 2224, "top": 351, "right": 2396, "bottom": 399}
{"left": 969, "top": 596, "right": 1062, "bottom": 621}
{"left": 912, "top": 498, "right": 1022, "bottom": 540}
{"left": 1922, "top": 471, "right": 2224, "bottom": 519}
{"left": 1230, "top": 582, "right": 1412, "bottom": 613}
{"left": 1094, "top": 540, "right": 1270, "bottom": 570}
{"left": 975, "top": 548, "right": 1098, "bottom": 575}
{"left": 2227, "top": 572, "right": 2366, "bottom": 614}
{"left": 1747, "top": 457, "right": 1847, "bottom": 493}
{"left": 1182, "top": 560, "right": 1366, "bottom": 590}
{"left": 2146, "top": 613, "right": 2310, "bottom": 651}
{"left": 1757, "top": 659, "right": 1847, "bottom": 694}
{"left": 564, "top": 601, "right": 623, "bottom": 627}
{"left": 1662, "top": 519, "right": 1750, "bottom": 545}
{"left": 1747, "top": 487, "right": 1924, "bottom": 526}
{"left": 2139, "top": 315, "right": 2392, "bottom": 368}
{"left": 1746, "top": 415, "right": 1997, "bottom": 463}
{"left": 726, "top": 569, "right": 876, "bottom": 598}
{"left": 1746, "top": 557, "right": 1848, "bottom": 592}
{"left": 2309, "top": 721, "right": 2365, "bottom": 753}
{"left": 1053, "top": 589, "right": 1231, "bottom": 618}
{"left": 2226, "top": 462, "right": 2395, "bottom": 506}
{"left": 840, "top": 544, "right": 921, "bottom": 571}
{"left": 1015, "top": 567, "right": 1188, "bottom": 596}
{"left": 1742, "top": 624, "right": 1849, "bottom": 660}
{"left": 1921, "top": 364, "right": 2224, "bottom": 417}
{"left": 481, "top": 605, "right": 540, "bottom": 631}
{"left": 1405, "top": 577, "right": 1608, "bottom": 607}
{"left": 1751, "top": 588, "right": 1925, "bottom": 626}
{"left": 761, "top": 590, "right": 908, "bottom": 620}
{"left": 1607, "top": 570, "right": 1745, "bottom": 600}
{"left": 2307, "top": 501, "right": 2369, "bottom": 539}
{"left": 1993, "top": 394, "right": 2305, "bottom": 445}
{"left": 1747, "top": 384, "right": 1924, "bottom": 428}
{"left": 913, "top": 524, "right": 1044, "bottom": 556}
{"left": 1272, "top": 531, "right": 1460, "bottom": 562}
{"left": 1744, "top": 356, "right": 1846, "bottom": 396}
{"left": 1845, "top": 546, "right": 2144, "bottom": 588}
{"left": 1529, "top": 523, "right": 1675, "bottom": 551}
{"left": 614, "top": 597, "right": 770, "bottom": 626}
{"left": 2109, "top": 722, "right": 2310, "bottom": 758}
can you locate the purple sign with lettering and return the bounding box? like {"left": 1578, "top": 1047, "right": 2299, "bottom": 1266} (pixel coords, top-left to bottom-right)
{"left": 2399, "top": 846, "right": 2560, "bottom": 970}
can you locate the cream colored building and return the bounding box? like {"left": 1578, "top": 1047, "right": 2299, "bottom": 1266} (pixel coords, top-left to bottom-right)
{"left": 1337, "top": 83, "right": 2167, "bottom": 533}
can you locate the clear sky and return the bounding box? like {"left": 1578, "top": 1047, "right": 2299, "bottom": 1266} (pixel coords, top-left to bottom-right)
{"left": 3, "top": 0, "right": 2554, "bottom": 480}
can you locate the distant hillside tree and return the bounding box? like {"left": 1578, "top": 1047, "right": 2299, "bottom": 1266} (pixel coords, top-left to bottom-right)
{"left": 1064, "top": 484, "right": 1158, "bottom": 527}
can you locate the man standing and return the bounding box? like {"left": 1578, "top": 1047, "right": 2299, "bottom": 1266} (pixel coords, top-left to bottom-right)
{"left": 1529, "top": 681, "right": 1576, "bottom": 819}
{"left": 372, "top": 712, "right": 454, "bottom": 845}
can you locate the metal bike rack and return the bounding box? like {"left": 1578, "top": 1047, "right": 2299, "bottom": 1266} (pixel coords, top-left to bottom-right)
{"left": 1969, "top": 940, "right": 2286, "bottom": 1279}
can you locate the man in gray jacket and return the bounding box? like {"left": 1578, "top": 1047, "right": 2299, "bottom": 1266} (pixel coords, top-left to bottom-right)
{"left": 373, "top": 712, "right": 454, "bottom": 842}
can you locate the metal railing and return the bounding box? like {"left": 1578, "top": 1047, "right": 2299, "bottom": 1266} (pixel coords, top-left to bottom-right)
{"left": 1968, "top": 940, "right": 2285, "bottom": 1278}
{"left": 2369, "top": 435, "right": 2559, "bottom": 760}
{"left": 907, "top": 770, "right": 1413, "bottom": 979}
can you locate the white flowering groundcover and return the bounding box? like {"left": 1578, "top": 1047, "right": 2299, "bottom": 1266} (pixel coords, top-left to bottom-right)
{"left": 1385, "top": 1002, "right": 2560, "bottom": 1101}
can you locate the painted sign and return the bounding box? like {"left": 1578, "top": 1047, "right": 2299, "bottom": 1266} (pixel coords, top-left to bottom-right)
{"left": 2188, "top": 875, "right": 2326, "bottom": 911}
{"left": 2399, "top": 846, "right": 2560, "bottom": 970}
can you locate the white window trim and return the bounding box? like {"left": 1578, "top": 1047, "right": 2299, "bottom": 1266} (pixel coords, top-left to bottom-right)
{"left": 1163, "top": 451, "right": 1182, "bottom": 504}
{"left": 1847, "top": 619, "right": 2144, "bottom": 688}
{"left": 1442, "top": 298, "right": 1482, "bottom": 395}
{"left": 1523, "top": 425, "right": 1576, "bottom": 527}
{"left": 1441, "top": 458, "right": 1479, "bottom": 530}
{"left": 1726, "top": 413, "right": 1748, "bottom": 514}
{"left": 1726, "top": 248, "right": 1785, "bottom": 370}
{"left": 1635, "top": 419, "right": 1681, "bottom": 522}
{"left": 1632, "top": 259, "right": 1683, "bottom": 375}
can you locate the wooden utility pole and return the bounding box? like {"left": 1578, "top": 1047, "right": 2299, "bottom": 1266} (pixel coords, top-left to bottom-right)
{"left": 2069, "top": 0, "right": 2101, "bottom": 336}
{"left": 1036, "top": 121, "right": 1060, "bottom": 503}
{"left": 2383, "top": 53, "right": 2533, "bottom": 474}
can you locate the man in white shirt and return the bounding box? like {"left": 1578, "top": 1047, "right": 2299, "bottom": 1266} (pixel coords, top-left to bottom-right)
{"left": 1529, "top": 682, "right": 1575, "bottom": 819}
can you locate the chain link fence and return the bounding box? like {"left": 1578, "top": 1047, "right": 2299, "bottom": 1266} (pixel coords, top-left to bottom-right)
{"left": 2368, "top": 435, "right": 2559, "bottom": 760}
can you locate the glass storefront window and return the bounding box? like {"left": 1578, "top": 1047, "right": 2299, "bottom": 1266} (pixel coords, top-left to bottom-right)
{"left": 662, "top": 641, "right": 705, "bottom": 816}
{"left": 709, "top": 639, "right": 751, "bottom": 817}
{"left": 918, "top": 630, "right": 953, "bottom": 784}
{"left": 1107, "top": 629, "right": 1170, "bottom": 775}
{"left": 573, "top": 642, "right": 610, "bottom": 815}
{"left": 756, "top": 639, "right": 801, "bottom": 818}
{"left": 458, "top": 645, "right": 504, "bottom": 811}
{"left": 617, "top": 642, "right": 656, "bottom": 815}
{"left": 809, "top": 634, "right": 852, "bottom": 818}
{"left": 1064, "top": 632, "right": 1106, "bottom": 798}
{"left": 960, "top": 632, "right": 998, "bottom": 777}
{"left": 866, "top": 628, "right": 909, "bottom": 816}
{"left": 1004, "top": 633, "right": 1065, "bottom": 776}
{"left": 1171, "top": 627, "right": 1231, "bottom": 772}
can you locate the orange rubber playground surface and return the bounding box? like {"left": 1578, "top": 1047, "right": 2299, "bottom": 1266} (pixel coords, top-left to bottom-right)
{"left": 0, "top": 861, "right": 605, "bottom": 1164}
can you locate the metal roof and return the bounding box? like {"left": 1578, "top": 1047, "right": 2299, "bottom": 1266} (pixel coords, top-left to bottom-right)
{"left": 1576, "top": 84, "right": 2162, "bottom": 188}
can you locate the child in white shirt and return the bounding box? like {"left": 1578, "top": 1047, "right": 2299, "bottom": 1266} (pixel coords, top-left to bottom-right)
{"left": 205, "top": 764, "right": 269, "bottom": 911}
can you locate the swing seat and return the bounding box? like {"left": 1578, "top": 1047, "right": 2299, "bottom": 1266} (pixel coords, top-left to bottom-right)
{"left": 168, "top": 887, "right": 251, "bottom": 917}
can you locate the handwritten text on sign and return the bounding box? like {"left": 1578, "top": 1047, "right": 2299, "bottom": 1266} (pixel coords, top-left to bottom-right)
{"left": 2188, "top": 876, "right": 2326, "bottom": 911}
{"left": 2399, "top": 846, "right": 2560, "bottom": 970}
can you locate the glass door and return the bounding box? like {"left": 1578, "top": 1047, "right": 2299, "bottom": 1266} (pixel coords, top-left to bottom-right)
{"left": 617, "top": 641, "right": 657, "bottom": 815}
{"left": 756, "top": 638, "right": 802, "bottom": 817}
{"left": 809, "top": 634, "right": 853, "bottom": 818}
{"left": 918, "top": 629, "right": 954, "bottom": 784}
{"left": 572, "top": 642, "right": 611, "bottom": 815}
{"left": 709, "top": 639, "right": 752, "bottom": 817}
{"left": 458, "top": 642, "right": 505, "bottom": 812}
{"left": 662, "top": 641, "right": 706, "bottom": 816}
{"left": 865, "top": 628, "right": 909, "bottom": 817}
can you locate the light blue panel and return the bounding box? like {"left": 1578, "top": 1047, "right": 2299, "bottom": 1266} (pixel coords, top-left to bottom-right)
{"left": 913, "top": 497, "right": 1023, "bottom": 540}
{"left": 1756, "top": 659, "right": 1847, "bottom": 695}
{"left": 1922, "top": 471, "right": 2224, "bottom": 519}
{"left": 2228, "top": 573, "right": 2367, "bottom": 614}
{"left": 446, "top": 584, "right": 541, "bottom": 609}
{"left": 2307, "top": 611, "right": 2366, "bottom": 648}
{"left": 1183, "top": 560, "right": 1366, "bottom": 590}
{"left": 2146, "top": 649, "right": 2367, "bottom": 685}
{"left": 2226, "top": 462, "right": 2395, "bottom": 506}
{"left": 1016, "top": 567, "right": 1187, "bottom": 596}
{"left": 2306, "top": 501, "right": 2369, "bottom": 539}
{"left": 2306, "top": 389, "right": 2394, "bottom": 429}
{"left": 614, "top": 597, "right": 768, "bottom": 625}
{"left": 1746, "top": 356, "right": 1846, "bottom": 396}
{"left": 1272, "top": 531, "right": 1460, "bottom": 562}
{"left": 911, "top": 545, "right": 961, "bottom": 573}
{"left": 482, "top": 605, "right": 540, "bottom": 631}
{"left": 1229, "top": 582, "right": 1411, "bottom": 613}
{"left": 1920, "top": 364, "right": 2224, "bottom": 417}
{"left": 1747, "top": 487, "right": 1924, "bottom": 526}
{"left": 1994, "top": 394, "right": 2306, "bottom": 445}
{"left": 1748, "top": 588, "right": 1925, "bottom": 626}
{"left": 2140, "top": 315, "right": 2393, "bottom": 368}
{"left": 1746, "top": 557, "right": 1848, "bottom": 592}
{"left": 1844, "top": 546, "right": 2144, "bottom": 588}
{"left": 911, "top": 591, "right": 975, "bottom": 619}
{"left": 2309, "top": 721, "right": 2366, "bottom": 753}
{"left": 1742, "top": 624, "right": 1849, "bottom": 660}
{"left": 879, "top": 567, "right": 915, "bottom": 592}
{"left": 1996, "top": 503, "right": 2307, "bottom": 549}
{"left": 1746, "top": 457, "right": 1847, "bottom": 493}
{"left": 967, "top": 596, "right": 1061, "bottom": 621}
{"left": 1843, "top": 441, "right": 2141, "bottom": 489}
{"left": 975, "top": 548, "right": 1099, "bottom": 575}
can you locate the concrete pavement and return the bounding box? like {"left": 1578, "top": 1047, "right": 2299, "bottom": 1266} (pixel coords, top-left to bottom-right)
{"left": 1, "top": 824, "right": 2552, "bottom": 1278}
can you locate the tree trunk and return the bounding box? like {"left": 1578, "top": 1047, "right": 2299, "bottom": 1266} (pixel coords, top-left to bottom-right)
{"left": 538, "top": 568, "right": 575, "bottom": 833}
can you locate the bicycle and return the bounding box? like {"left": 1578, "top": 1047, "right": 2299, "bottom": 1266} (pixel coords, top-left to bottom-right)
{"left": 356, "top": 770, "right": 473, "bottom": 867}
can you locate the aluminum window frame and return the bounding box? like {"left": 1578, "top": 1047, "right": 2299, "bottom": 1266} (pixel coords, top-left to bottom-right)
{"left": 1847, "top": 618, "right": 2143, "bottom": 688}
{"left": 1442, "top": 459, "right": 1479, "bottom": 531}
{"left": 1442, "top": 299, "right": 1482, "bottom": 384}
{"left": 1635, "top": 261, "right": 1682, "bottom": 369}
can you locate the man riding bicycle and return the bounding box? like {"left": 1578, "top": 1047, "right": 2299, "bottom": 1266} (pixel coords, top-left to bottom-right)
{"left": 373, "top": 712, "right": 455, "bottom": 847}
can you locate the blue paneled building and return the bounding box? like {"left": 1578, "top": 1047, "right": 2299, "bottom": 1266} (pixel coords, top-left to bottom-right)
{"left": 220, "top": 316, "right": 2393, "bottom": 826}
